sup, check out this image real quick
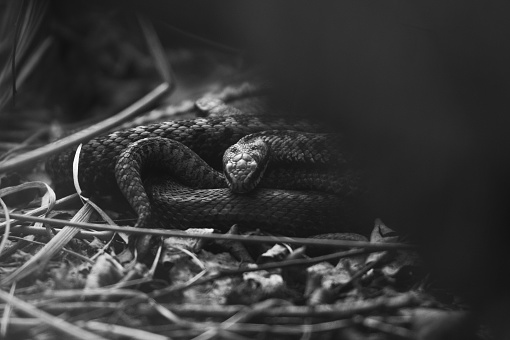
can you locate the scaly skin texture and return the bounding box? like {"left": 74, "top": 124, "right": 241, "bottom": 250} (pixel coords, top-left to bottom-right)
{"left": 46, "top": 113, "right": 364, "bottom": 236}
{"left": 46, "top": 114, "right": 325, "bottom": 197}
{"left": 115, "top": 137, "right": 360, "bottom": 235}
{"left": 147, "top": 176, "right": 352, "bottom": 236}
{"left": 223, "top": 130, "right": 348, "bottom": 193}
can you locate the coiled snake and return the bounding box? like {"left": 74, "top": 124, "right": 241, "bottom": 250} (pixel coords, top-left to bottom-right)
{"left": 46, "top": 100, "right": 362, "bottom": 240}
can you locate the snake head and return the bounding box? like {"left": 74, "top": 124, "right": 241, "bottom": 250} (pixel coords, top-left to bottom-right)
{"left": 223, "top": 138, "right": 270, "bottom": 193}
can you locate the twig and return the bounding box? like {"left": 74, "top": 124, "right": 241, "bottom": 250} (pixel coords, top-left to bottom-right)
{"left": 0, "top": 212, "right": 415, "bottom": 251}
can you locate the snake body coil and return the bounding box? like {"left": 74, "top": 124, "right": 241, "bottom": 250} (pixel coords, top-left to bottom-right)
{"left": 46, "top": 111, "right": 363, "bottom": 236}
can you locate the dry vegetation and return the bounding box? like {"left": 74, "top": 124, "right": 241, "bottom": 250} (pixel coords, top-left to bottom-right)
{"left": 0, "top": 2, "right": 481, "bottom": 339}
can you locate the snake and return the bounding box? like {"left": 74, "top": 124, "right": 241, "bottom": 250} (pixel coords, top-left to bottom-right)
{"left": 46, "top": 99, "right": 363, "bottom": 239}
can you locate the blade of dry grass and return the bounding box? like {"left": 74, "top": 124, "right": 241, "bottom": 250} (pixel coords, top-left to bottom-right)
{"left": 72, "top": 144, "right": 84, "bottom": 195}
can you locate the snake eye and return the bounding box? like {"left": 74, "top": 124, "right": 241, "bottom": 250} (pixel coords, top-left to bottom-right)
{"left": 229, "top": 146, "right": 239, "bottom": 154}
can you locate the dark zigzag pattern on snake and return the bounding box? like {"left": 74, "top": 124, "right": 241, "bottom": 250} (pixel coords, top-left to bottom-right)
{"left": 46, "top": 114, "right": 362, "bottom": 236}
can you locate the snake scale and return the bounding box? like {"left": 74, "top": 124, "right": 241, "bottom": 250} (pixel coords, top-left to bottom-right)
{"left": 46, "top": 101, "right": 363, "bottom": 237}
